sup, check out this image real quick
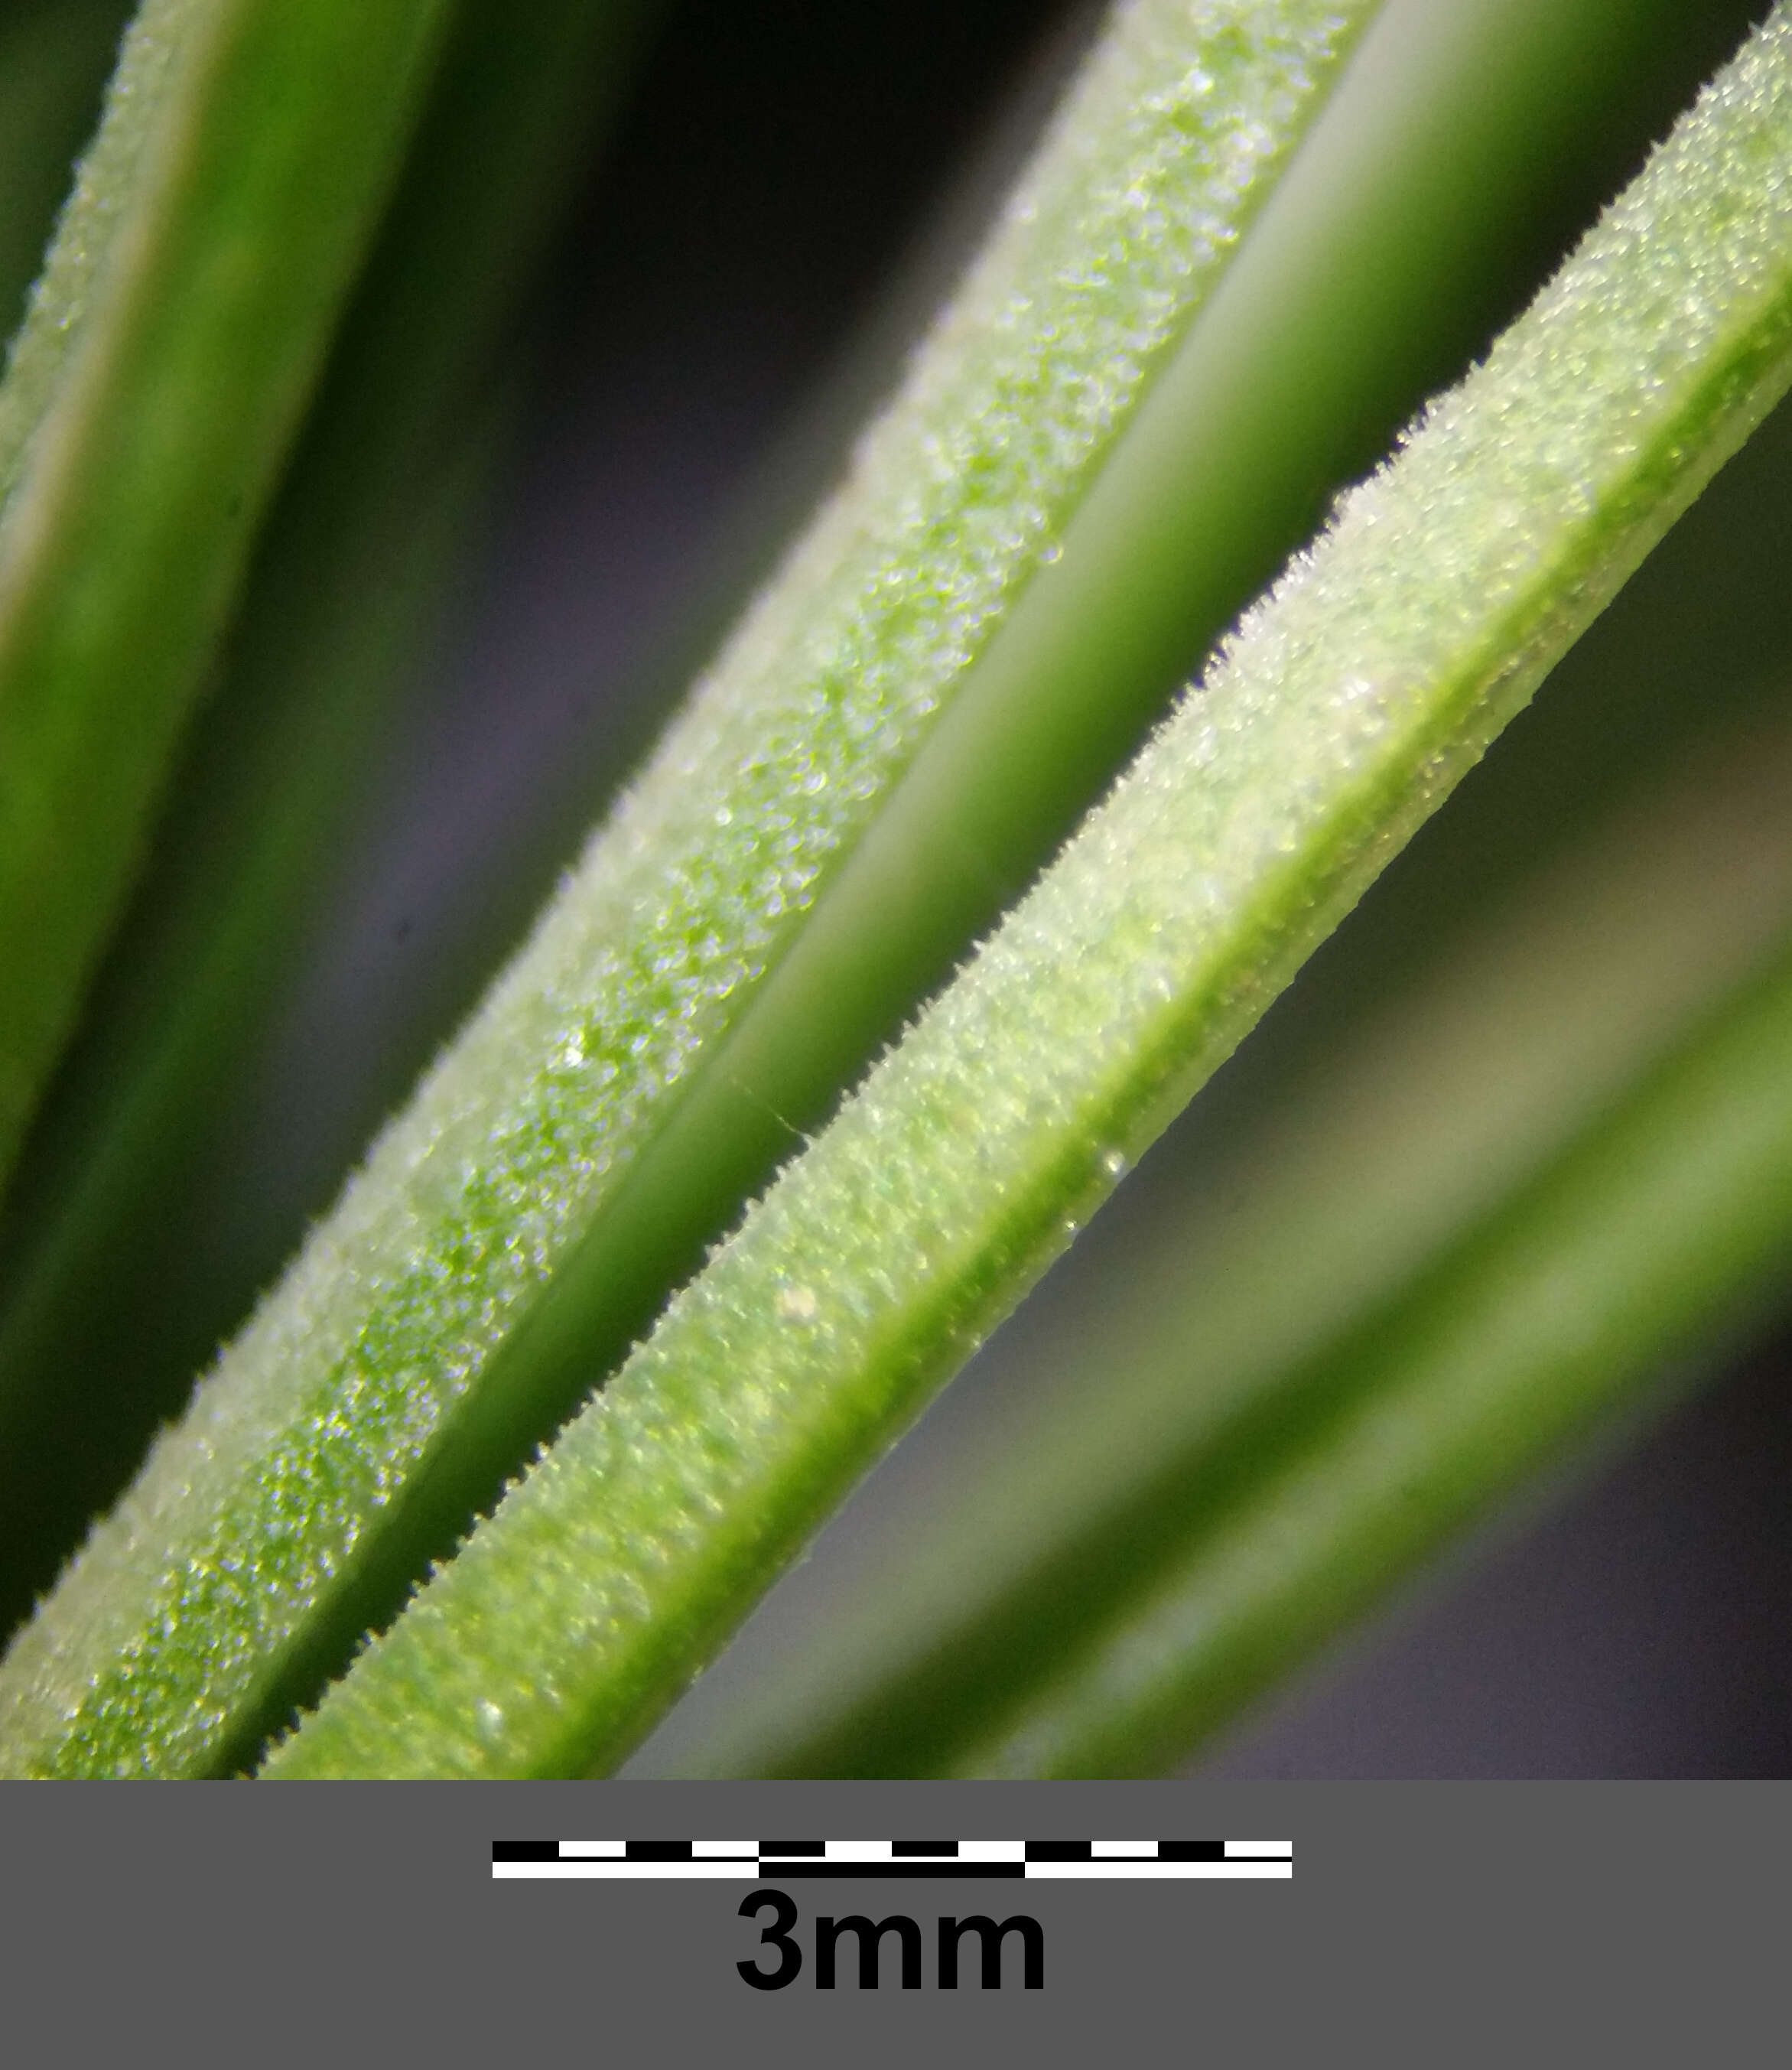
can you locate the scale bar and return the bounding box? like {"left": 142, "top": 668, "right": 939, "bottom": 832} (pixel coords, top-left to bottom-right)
{"left": 493, "top": 1840, "right": 1291, "bottom": 1881}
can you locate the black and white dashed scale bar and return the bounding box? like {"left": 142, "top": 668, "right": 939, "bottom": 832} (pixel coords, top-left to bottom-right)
{"left": 492, "top": 1840, "right": 1291, "bottom": 1880}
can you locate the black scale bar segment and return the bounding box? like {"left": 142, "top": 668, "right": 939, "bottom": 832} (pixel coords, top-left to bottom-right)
{"left": 1026, "top": 1841, "right": 1093, "bottom": 1861}
{"left": 759, "top": 1841, "right": 825, "bottom": 1857}
{"left": 492, "top": 1841, "right": 558, "bottom": 1862}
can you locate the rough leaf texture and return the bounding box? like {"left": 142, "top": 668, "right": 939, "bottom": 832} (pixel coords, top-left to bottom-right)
{"left": 266, "top": 8, "right": 1792, "bottom": 1779}
{"left": 0, "top": 0, "right": 1378, "bottom": 1778}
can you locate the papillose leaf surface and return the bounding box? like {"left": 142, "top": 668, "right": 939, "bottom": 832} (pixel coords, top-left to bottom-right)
{"left": 942, "top": 934, "right": 1792, "bottom": 1777}
{"left": 0, "top": 0, "right": 657, "bottom": 1638}
{"left": 686, "top": 712, "right": 1792, "bottom": 1776}
{"left": 263, "top": 8, "right": 1792, "bottom": 1779}
{"left": 0, "top": 0, "right": 1380, "bottom": 1778}
{"left": 294, "top": 0, "right": 1656, "bottom": 1734}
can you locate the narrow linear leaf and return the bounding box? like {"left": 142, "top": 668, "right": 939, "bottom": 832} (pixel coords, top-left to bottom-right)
{"left": 260, "top": 8, "right": 1792, "bottom": 1779}
{"left": 474, "top": 0, "right": 1723, "bottom": 1564}
{"left": 327, "top": 0, "right": 1671, "bottom": 1725}
{"left": 0, "top": 0, "right": 458, "bottom": 1181}
{"left": 931, "top": 938, "right": 1792, "bottom": 1777}
{"left": 0, "top": 0, "right": 659, "bottom": 1632}
{"left": 680, "top": 711, "right": 1792, "bottom": 1777}
{"left": 0, "top": 0, "right": 1385, "bottom": 1777}
{"left": 0, "top": 2, "right": 135, "bottom": 350}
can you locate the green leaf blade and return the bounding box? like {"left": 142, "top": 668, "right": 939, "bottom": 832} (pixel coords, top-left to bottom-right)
{"left": 0, "top": 0, "right": 458, "bottom": 1181}
{"left": 0, "top": 0, "right": 1386, "bottom": 1779}
{"left": 686, "top": 703, "right": 1792, "bottom": 1779}
{"left": 0, "top": 4, "right": 135, "bottom": 356}
{"left": 261, "top": 7, "right": 1792, "bottom": 1780}
{"left": 0, "top": 0, "right": 659, "bottom": 1636}
{"left": 942, "top": 939, "right": 1792, "bottom": 1777}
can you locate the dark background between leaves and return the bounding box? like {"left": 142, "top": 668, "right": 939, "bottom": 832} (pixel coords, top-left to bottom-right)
{"left": 5, "top": 0, "right": 1787, "bottom": 1775}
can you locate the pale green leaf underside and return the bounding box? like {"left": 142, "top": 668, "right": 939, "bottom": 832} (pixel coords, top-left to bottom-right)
{"left": 0, "top": 0, "right": 1378, "bottom": 1779}
{"left": 948, "top": 931, "right": 1792, "bottom": 1776}
{"left": 265, "top": 8, "right": 1792, "bottom": 1779}
{"left": 648, "top": 711, "right": 1792, "bottom": 1776}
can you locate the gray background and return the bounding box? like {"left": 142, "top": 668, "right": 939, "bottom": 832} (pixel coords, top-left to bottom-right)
{"left": 0, "top": 1781, "right": 1783, "bottom": 2062}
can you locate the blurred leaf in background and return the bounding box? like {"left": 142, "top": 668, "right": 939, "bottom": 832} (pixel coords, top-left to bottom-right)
{"left": 2, "top": 0, "right": 1790, "bottom": 1777}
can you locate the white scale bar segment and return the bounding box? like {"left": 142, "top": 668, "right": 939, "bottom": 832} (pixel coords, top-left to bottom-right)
{"left": 496, "top": 1860, "right": 761, "bottom": 1880}
{"left": 1026, "top": 1860, "right": 1293, "bottom": 1880}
